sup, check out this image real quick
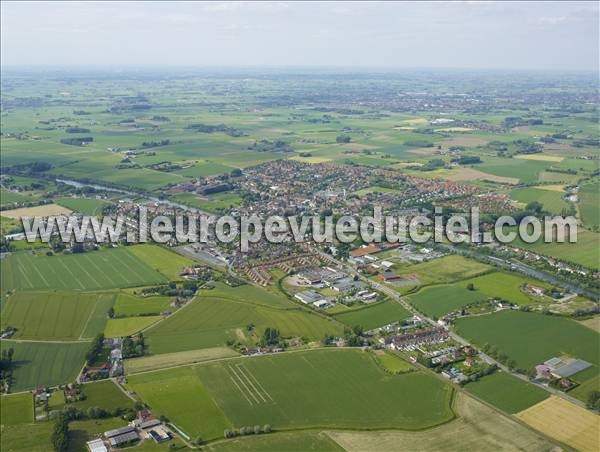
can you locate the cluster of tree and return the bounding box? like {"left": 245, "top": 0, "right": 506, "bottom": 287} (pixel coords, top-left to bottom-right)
{"left": 452, "top": 156, "right": 481, "bottom": 165}
{"left": 51, "top": 413, "right": 69, "bottom": 452}
{"left": 336, "top": 134, "right": 351, "bottom": 143}
{"left": 261, "top": 328, "right": 281, "bottom": 346}
{"left": 72, "top": 110, "right": 91, "bottom": 115}
{"left": 587, "top": 390, "right": 600, "bottom": 410}
{"left": 85, "top": 333, "right": 105, "bottom": 365}
{"left": 459, "top": 364, "right": 498, "bottom": 386}
{"left": 151, "top": 115, "right": 170, "bottom": 121}
{"left": 141, "top": 139, "right": 171, "bottom": 148}
{"left": 60, "top": 137, "right": 93, "bottom": 146}
{"left": 65, "top": 127, "right": 91, "bottom": 134}
{"left": 137, "top": 281, "right": 198, "bottom": 298}
{"left": 404, "top": 140, "right": 434, "bottom": 148}
{"left": 122, "top": 333, "right": 145, "bottom": 359}
{"left": 8, "top": 161, "right": 53, "bottom": 174}
{"left": 186, "top": 123, "right": 246, "bottom": 137}
{"left": 0, "top": 347, "right": 14, "bottom": 390}
{"left": 230, "top": 168, "right": 243, "bottom": 177}
{"left": 344, "top": 325, "right": 364, "bottom": 347}
{"left": 248, "top": 139, "right": 292, "bottom": 153}
{"left": 481, "top": 343, "right": 519, "bottom": 371}
{"left": 224, "top": 424, "right": 271, "bottom": 438}
{"left": 503, "top": 117, "right": 543, "bottom": 128}
{"left": 410, "top": 158, "right": 445, "bottom": 172}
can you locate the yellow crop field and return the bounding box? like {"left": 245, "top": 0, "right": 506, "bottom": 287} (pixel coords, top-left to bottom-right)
{"left": 515, "top": 154, "right": 564, "bottom": 162}
{"left": 1, "top": 203, "right": 72, "bottom": 219}
{"left": 516, "top": 396, "right": 600, "bottom": 452}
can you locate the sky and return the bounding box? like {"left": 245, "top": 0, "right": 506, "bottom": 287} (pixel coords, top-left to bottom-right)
{"left": 1, "top": 1, "right": 598, "bottom": 71}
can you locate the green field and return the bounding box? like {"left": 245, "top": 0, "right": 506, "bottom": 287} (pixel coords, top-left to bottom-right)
{"left": 465, "top": 371, "right": 549, "bottom": 414}
{"left": 146, "top": 284, "right": 343, "bottom": 354}
{"left": 1, "top": 291, "right": 115, "bottom": 340}
{"left": 579, "top": 180, "right": 600, "bottom": 230}
{"left": 128, "top": 349, "right": 455, "bottom": 441}
{"left": 509, "top": 228, "right": 599, "bottom": 269}
{"left": 127, "top": 244, "right": 194, "bottom": 280}
{"left": 0, "top": 421, "right": 54, "bottom": 452}
{"left": 113, "top": 292, "right": 172, "bottom": 317}
{"left": 0, "top": 341, "right": 89, "bottom": 391}
{"left": 408, "top": 285, "right": 485, "bottom": 318}
{"left": 54, "top": 197, "right": 108, "bottom": 215}
{"left": 204, "top": 431, "right": 344, "bottom": 452}
{"left": 0, "top": 393, "right": 33, "bottom": 426}
{"left": 457, "top": 272, "right": 550, "bottom": 306}
{"left": 104, "top": 316, "right": 163, "bottom": 338}
{"left": 333, "top": 300, "right": 410, "bottom": 330}
{"left": 454, "top": 310, "right": 600, "bottom": 375}
{"left": 509, "top": 187, "right": 570, "bottom": 215}
{"left": 70, "top": 380, "right": 135, "bottom": 412}
{"left": 127, "top": 365, "right": 231, "bottom": 441}
{"left": 0, "top": 248, "right": 167, "bottom": 293}
{"left": 391, "top": 255, "right": 491, "bottom": 287}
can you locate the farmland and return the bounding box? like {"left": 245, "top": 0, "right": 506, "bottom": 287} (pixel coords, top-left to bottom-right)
{"left": 333, "top": 300, "right": 410, "bottom": 330}
{"left": 516, "top": 396, "right": 600, "bottom": 452}
{"left": 113, "top": 292, "right": 172, "bottom": 317}
{"left": 326, "top": 391, "right": 556, "bottom": 452}
{"left": 464, "top": 371, "right": 549, "bottom": 414}
{"left": 0, "top": 341, "right": 88, "bottom": 391}
{"left": 453, "top": 310, "right": 600, "bottom": 374}
{"left": 205, "top": 432, "right": 344, "bottom": 452}
{"left": 69, "top": 380, "right": 134, "bottom": 412}
{"left": 146, "top": 288, "right": 343, "bottom": 354}
{"left": 54, "top": 196, "right": 108, "bottom": 215}
{"left": 104, "top": 315, "right": 163, "bottom": 338}
{"left": 125, "top": 347, "right": 239, "bottom": 374}
{"left": 0, "top": 247, "right": 167, "bottom": 293}
{"left": 0, "top": 291, "right": 115, "bottom": 340}
{"left": 128, "top": 349, "right": 455, "bottom": 441}
{"left": 391, "top": 255, "right": 491, "bottom": 288}
{"left": 408, "top": 285, "right": 485, "bottom": 318}
{"left": 127, "top": 244, "right": 194, "bottom": 280}
{"left": 0, "top": 393, "right": 33, "bottom": 426}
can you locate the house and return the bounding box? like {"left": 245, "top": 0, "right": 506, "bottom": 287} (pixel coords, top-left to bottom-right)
{"left": 349, "top": 245, "right": 380, "bottom": 258}
{"left": 86, "top": 438, "right": 108, "bottom": 452}
{"left": 297, "top": 270, "right": 322, "bottom": 285}
{"left": 526, "top": 284, "right": 546, "bottom": 296}
{"left": 379, "top": 270, "right": 402, "bottom": 282}
{"left": 380, "top": 260, "right": 394, "bottom": 269}
{"left": 331, "top": 279, "right": 361, "bottom": 293}
{"left": 313, "top": 299, "right": 333, "bottom": 309}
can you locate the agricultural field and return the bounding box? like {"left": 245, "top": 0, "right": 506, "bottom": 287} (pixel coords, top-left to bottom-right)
{"left": 408, "top": 285, "right": 485, "bottom": 318}
{"left": 509, "top": 227, "right": 599, "bottom": 269}
{"left": 453, "top": 310, "right": 600, "bottom": 374}
{"left": 127, "top": 244, "right": 194, "bottom": 280}
{"left": 0, "top": 291, "right": 115, "bottom": 340}
{"left": 326, "top": 391, "right": 557, "bottom": 452}
{"left": 145, "top": 287, "right": 343, "bottom": 354}
{"left": 0, "top": 203, "right": 71, "bottom": 219}
{"left": 128, "top": 349, "right": 455, "bottom": 441}
{"left": 205, "top": 432, "right": 344, "bottom": 452}
{"left": 54, "top": 196, "right": 108, "bottom": 215}
{"left": 332, "top": 300, "right": 410, "bottom": 330}
{"left": 509, "top": 187, "right": 571, "bottom": 215}
{"left": 113, "top": 292, "right": 172, "bottom": 317}
{"left": 457, "top": 272, "right": 552, "bottom": 306}
{"left": 390, "top": 255, "right": 491, "bottom": 288}
{"left": 578, "top": 179, "right": 600, "bottom": 230}
{"left": 104, "top": 315, "right": 163, "bottom": 338}
{"left": 464, "top": 371, "right": 549, "bottom": 414}
{"left": 0, "top": 341, "right": 88, "bottom": 391}
{"left": 69, "top": 380, "right": 135, "bottom": 412}
{"left": 372, "top": 350, "right": 414, "bottom": 374}
{"left": 0, "top": 393, "right": 33, "bottom": 426}
{"left": 0, "top": 247, "right": 167, "bottom": 293}
{"left": 516, "top": 396, "right": 600, "bottom": 452}
{"left": 125, "top": 347, "right": 239, "bottom": 374}
{"left": 0, "top": 420, "right": 54, "bottom": 452}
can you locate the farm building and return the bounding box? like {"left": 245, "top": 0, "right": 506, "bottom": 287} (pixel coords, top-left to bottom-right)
{"left": 104, "top": 426, "right": 140, "bottom": 447}
{"left": 542, "top": 357, "right": 592, "bottom": 378}
{"left": 86, "top": 438, "right": 107, "bottom": 452}
{"left": 294, "top": 290, "right": 326, "bottom": 305}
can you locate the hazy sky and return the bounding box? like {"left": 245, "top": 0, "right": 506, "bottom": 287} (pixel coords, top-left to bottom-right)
{"left": 1, "top": 1, "right": 598, "bottom": 70}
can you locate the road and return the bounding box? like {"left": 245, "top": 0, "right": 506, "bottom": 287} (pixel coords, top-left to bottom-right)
{"left": 312, "top": 246, "right": 590, "bottom": 409}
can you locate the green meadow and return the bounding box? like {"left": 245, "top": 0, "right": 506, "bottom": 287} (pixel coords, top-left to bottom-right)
{"left": 0, "top": 341, "right": 89, "bottom": 391}
{"left": 454, "top": 310, "right": 600, "bottom": 375}
{"left": 128, "top": 349, "right": 455, "bottom": 441}
{"left": 0, "top": 248, "right": 167, "bottom": 293}
{"left": 333, "top": 300, "right": 410, "bottom": 330}
{"left": 1, "top": 291, "right": 115, "bottom": 340}
{"left": 465, "top": 371, "right": 549, "bottom": 414}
